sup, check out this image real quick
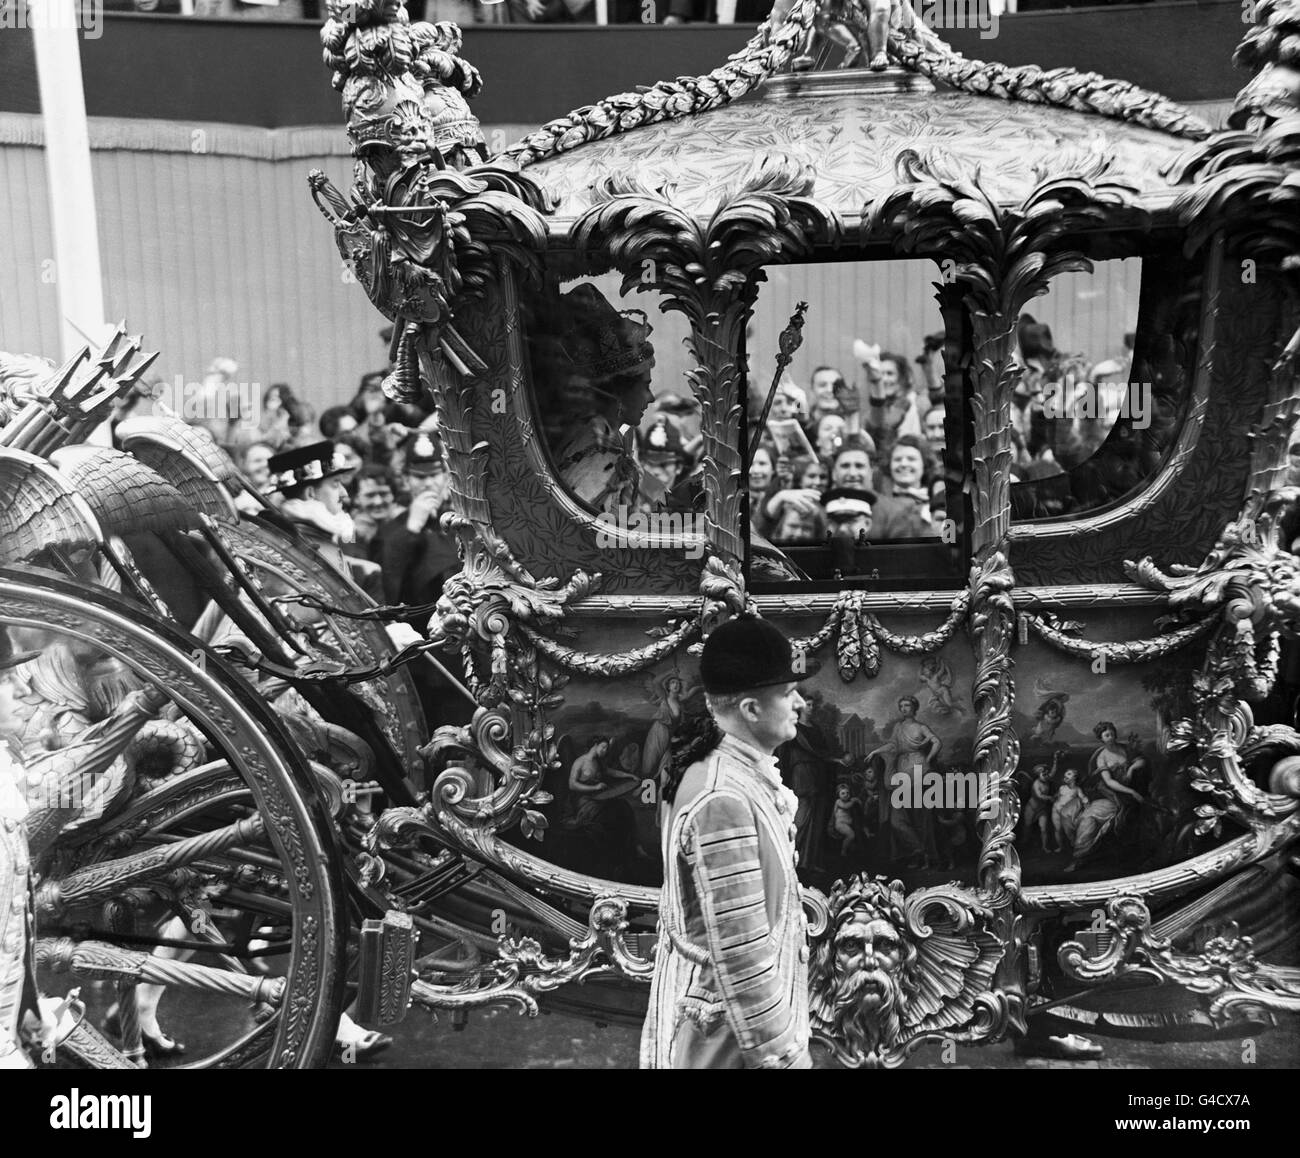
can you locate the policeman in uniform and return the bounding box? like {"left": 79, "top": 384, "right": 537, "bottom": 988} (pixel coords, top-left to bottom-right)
{"left": 374, "top": 432, "right": 461, "bottom": 610}
{"left": 641, "top": 615, "right": 817, "bottom": 1069}
{"left": 373, "top": 432, "right": 473, "bottom": 728}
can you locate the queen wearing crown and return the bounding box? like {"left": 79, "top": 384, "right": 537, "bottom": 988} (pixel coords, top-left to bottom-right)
{"left": 537, "top": 283, "right": 657, "bottom": 517}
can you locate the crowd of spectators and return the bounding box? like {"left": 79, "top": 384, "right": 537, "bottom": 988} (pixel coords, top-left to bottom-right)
{"left": 746, "top": 337, "right": 950, "bottom": 554}
{"left": 745, "top": 314, "right": 1140, "bottom": 556}
{"left": 118, "top": 307, "right": 1140, "bottom": 612}
{"left": 115, "top": 334, "right": 463, "bottom": 624}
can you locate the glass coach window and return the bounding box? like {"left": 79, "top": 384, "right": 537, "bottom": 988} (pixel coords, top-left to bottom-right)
{"left": 745, "top": 257, "right": 966, "bottom": 592}
{"left": 1009, "top": 244, "right": 1200, "bottom": 522}
{"left": 521, "top": 268, "right": 699, "bottom": 524}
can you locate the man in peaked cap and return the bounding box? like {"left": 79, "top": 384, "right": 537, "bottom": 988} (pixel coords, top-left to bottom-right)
{"left": 822, "top": 485, "right": 877, "bottom": 541}
{"left": 641, "top": 615, "right": 818, "bottom": 1069}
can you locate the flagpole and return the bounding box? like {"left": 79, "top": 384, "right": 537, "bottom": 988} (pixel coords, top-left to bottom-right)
{"left": 33, "top": 0, "right": 111, "bottom": 442}
{"left": 33, "top": 1, "right": 109, "bottom": 363}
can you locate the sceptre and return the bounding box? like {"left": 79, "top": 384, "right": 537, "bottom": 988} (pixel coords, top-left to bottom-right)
{"left": 747, "top": 301, "right": 809, "bottom": 461}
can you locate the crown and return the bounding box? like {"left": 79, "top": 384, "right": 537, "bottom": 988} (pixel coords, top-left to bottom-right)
{"left": 557, "top": 283, "right": 655, "bottom": 381}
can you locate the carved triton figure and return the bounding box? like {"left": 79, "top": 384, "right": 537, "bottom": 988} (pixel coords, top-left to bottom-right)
{"left": 808, "top": 875, "right": 1001, "bottom": 1067}
{"left": 312, "top": 0, "right": 550, "bottom": 408}
{"left": 320, "top": 1, "right": 486, "bottom": 173}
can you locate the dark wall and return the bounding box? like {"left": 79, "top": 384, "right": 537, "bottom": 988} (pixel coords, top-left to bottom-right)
{"left": 0, "top": 3, "right": 1245, "bottom": 128}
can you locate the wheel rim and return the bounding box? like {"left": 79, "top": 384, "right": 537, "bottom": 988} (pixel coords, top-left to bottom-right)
{"left": 2, "top": 568, "right": 347, "bottom": 1068}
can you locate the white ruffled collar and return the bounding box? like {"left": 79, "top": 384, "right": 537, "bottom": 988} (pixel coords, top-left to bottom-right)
{"left": 280, "top": 498, "right": 356, "bottom": 544}
{"left": 718, "top": 731, "right": 799, "bottom": 818}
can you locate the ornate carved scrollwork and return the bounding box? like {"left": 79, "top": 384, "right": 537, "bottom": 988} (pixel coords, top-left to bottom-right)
{"left": 1225, "top": 0, "right": 1300, "bottom": 133}
{"left": 1060, "top": 895, "right": 1300, "bottom": 1026}
{"left": 788, "top": 589, "right": 969, "bottom": 681}
{"left": 1169, "top": 44, "right": 1300, "bottom": 511}
{"left": 871, "top": 154, "right": 1145, "bottom": 907}
{"left": 1020, "top": 608, "right": 1217, "bottom": 665}
{"left": 572, "top": 158, "right": 843, "bottom": 565}
{"left": 426, "top": 705, "right": 549, "bottom": 832}
{"left": 311, "top": 161, "right": 553, "bottom": 397}
{"left": 1127, "top": 518, "right": 1300, "bottom": 831}
{"left": 405, "top": 895, "right": 653, "bottom": 1017}
{"left": 495, "top": 0, "right": 1209, "bottom": 173}
{"left": 887, "top": 21, "right": 1210, "bottom": 141}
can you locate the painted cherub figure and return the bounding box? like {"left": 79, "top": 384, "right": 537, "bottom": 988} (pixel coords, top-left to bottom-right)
{"left": 1031, "top": 690, "right": 1070, "bottom": 745}
{"left": 829, "top": 780, "right": 864, "bottom": 855}
{"left": 918, "top": 655, "right": 964, "bottom": 717}
{"left": 1051, "top": 766, "right": 1089, "bottom": 853}
{"left": 1020, "top": 762, "right": 1055, "bottom": 853}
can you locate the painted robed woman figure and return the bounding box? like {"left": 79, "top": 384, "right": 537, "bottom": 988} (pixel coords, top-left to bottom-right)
{"left": 867, "top": 695, "right": 942, "bottom": 870}
{"left": 1065, "top": 720, "right": 1149, "bottom": 873}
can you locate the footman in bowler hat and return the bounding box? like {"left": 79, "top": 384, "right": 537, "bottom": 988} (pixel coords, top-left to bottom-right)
{"left": 641, "top": 614, "right": 818, "bottom": 1069}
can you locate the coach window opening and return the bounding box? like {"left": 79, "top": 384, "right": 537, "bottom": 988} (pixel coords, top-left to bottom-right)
{"left": 519, "top": 261, "right": 706, "bottom": 547}
{"left": 742, "top": 251, "right": 971, "bottom": 593}
{"left": 1007, "top": 229, "right": 1200, "bottom": 525}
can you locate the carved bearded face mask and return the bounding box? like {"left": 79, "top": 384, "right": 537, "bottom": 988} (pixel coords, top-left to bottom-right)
{"left": 833, "top": 913, "right": 905, "bottom": 1013}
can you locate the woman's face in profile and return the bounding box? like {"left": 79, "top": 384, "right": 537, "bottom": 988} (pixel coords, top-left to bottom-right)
{"left": 621, "top": 367, "right": 655, "bottom": 428}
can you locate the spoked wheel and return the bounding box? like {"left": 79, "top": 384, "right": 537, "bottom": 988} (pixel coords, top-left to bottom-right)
{"left": 1, "top": 568, "right": 347, "bottom": 1068}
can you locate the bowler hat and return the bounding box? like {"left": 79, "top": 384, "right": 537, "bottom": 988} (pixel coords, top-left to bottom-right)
{"left": 700, "top": 615, "right": 819, "bottom": 696}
